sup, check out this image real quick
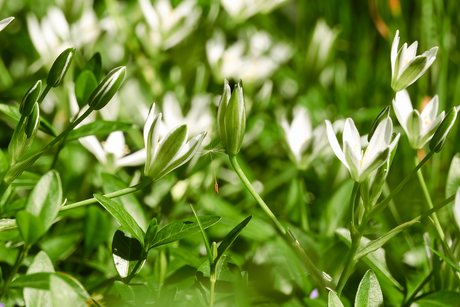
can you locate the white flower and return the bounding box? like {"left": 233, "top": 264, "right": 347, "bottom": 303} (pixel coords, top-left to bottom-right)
{"left": 0, "top": 17, "right": 14, "bottom": 32}
{"left": 281, "top": 105, "right": 330, "bottom": 169}
{"left": 220, "top": 0, "right": 290, "bottom": 22}
{"left": 325, "top": 118, "right": 400, "bottom": 182}
{"left": 391, "top": 30, "right": 438, "bottom": 92}
{"left": 393, "top": 90, "right": 444, "bottom": 149}
{"left": 306, "top": 19, "right": 340, "bottom": 71}
{"left": 137, "top": 0, "right": 201, "bottom": 50}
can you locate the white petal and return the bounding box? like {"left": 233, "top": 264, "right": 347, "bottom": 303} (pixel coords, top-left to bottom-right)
{"left": 116, "top": 149, "right": 147, "bottom": 168}
{"left": 344, "top": 141, "right": 360, "bottom": 181}
{"left": 79, "top": 136, "right": 107, "bottom": 164}
{"left": 397, "top": 43, "right": 409, "bottom": 78}
{"left": 393, "top": 89, "right": 414, "bottom": 131}
{"left": 104, "top": 132, "right": 126, "bottom": 159}
{"left": 287, "top": 106, "right": 312, "bottom": 162}
{"left": 325, "top": 120, "right": 349, "bottom": 170}
{"left": 143, "top": 103, "right": 156, "bottom": 148}
{"left": 364, "top": 117, "right": 393, "bottom": 165}
{"left": 420, "top": 95, "right": 439, "bottom": 123}
{"left": 391, "top": 30, "right": 400, "bottom": 78}
{"left": 343, "top": 118, "right": 361, "bottom": 155}
{"left": 162, "top": 92, "right": 185, "bottom": 130}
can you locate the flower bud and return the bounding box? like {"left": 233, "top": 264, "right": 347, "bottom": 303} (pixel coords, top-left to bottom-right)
{"left": 217, "top": 79, "right": 246, "bottom": 155}
{"left": 88, "top": 66, "right": 126, "bottom": 110}
{"left": 20, "top": 80, "right": 42, "bottom": 116}
{"left": 367, "top": 105, "right": 390, "bottom": 142}
{"left": 25, "top": 103, "right": 40, "bottom": 138}
{"left": 429, "top": 107, "right": 458, "bottom": 153}
{"left": 47, "top": 47, "right": 76, "bottom": 88}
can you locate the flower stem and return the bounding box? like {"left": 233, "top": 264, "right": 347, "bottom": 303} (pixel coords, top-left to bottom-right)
{"left": 228, "top": 155, "right": 285, "bottom": 235}
{"left": 37, "top": 85, "right": 51, "bottom": 105}
{"left": 414, "top": 155, "right": 457, "bottom": 264}
{"left": 0, "top": 244, "right": 30, "bottom": 299}
{"left": 297, "top": 171, "right": 309, "bottom": 232}
{"left": 60, "top": 178, "right": 152, "bottom": 211}
{"left": 368, "top": 150, "right": 435, "bottom": 219}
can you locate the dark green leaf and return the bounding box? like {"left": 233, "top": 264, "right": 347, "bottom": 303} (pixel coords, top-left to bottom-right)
{"left": 0, "top": 103, "right": 57, "bottom": 137}
{"left": 414, "top": 290, "right": 460, "bottom": 306}
{"left": 114, "top": 281, "right": 151, "bottom": 306}
{"left": 66, "top": 121, "right": 136, "bottom": 142}
{"left": 112, "top": 227, "right": 146, "bottom": 279}
{"left": 150, "top": 215, "right": 221, "bottom": 248}
{"left": 197, "top": 255, "right": 240, "bottom": 282}
{"left": 217, "top": 216, "right": 252, "bottom": 262}
{"left": 144, "top": 218, "right": 158, "bottom": 251}
{"left": 84, "top": 205, "right": 110, "bottom": 252}
{"left": 83, "top": 52, "right": 103, "bottom": 81}
{"left": 94, "top": 194, "right": 145, "bottom": 244}
{"left": 16, "top": 210, "right": 45, "bottom": 246}
{"left": 446, "top": 153, "right": 460, "bottom": 198}
{"left": 25, "top": 170, "right": 62, "bottom": 231}
{"left": 355, "top": 270, "right": 383, "bottom": 307}
{"left": 75, "top": 70, "right": 98, "bottom": 108}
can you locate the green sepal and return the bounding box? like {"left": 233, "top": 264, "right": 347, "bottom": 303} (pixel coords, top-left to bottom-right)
{"left": 429, "top": 107, "right": 458, "bottom": 153}
{"left": 20, "top": 80, "right": 42, "bottom": 116}
{"left": 392, "top": 57, "right": 427, "bottom": 92}
{"left": 88, "top": 66, "right": 126, "bottom": 110}
{"left": 224, "top": 80, "right": 246, "bottom": 155}
{"left": 25, "top": 103, "right": 40, "bottom": 138}
{"left": 367, "top": 105, "right": 390, "bottom": 142}
{"left": 47, "top": 47, "right": 76, "bottom": 88}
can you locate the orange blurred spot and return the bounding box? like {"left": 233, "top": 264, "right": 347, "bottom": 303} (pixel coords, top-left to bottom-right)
{"left": 215, "top": 182, "right": 219, "bottom": 194}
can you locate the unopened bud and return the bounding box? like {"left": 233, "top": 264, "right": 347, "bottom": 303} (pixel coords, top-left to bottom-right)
{"left": 88, "top": 66, "right": 126, "bottom": 110}
{"left": 47, "top": 47, "right": 76, "bottom": 87}
{"left": 20, "top": 81, "right": 42, "bottom": 117}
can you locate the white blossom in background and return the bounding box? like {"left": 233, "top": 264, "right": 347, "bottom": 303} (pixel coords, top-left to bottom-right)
{"left": 206, "top": 29, "right": 291, "bottom": 84}
{"left": 392, "top": 89, "right": 444, "bottom": 149}
{"left": 306, "top": 18, "right": 340, "bottom": 71}
{"left": 325, "top": 118, "right": 400, "bottom": 183}
{"left": 27, "top": 6, "right": 100, "bottom": 69}
{"left": 160, "top": 92, "right": 213, "bottom": 145}
{"left": 220, "top": 0, "right": 290, "bottom": 22}
{"left": 137, "top": 0, "right": 201, "bottom": 50}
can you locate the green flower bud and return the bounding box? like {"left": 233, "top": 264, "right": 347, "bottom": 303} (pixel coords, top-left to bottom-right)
{"left": 429, "top": 107, "right": 458, "bottom": 153}
{"left": 47, "top": 47, "right": 76, "bottom": 87}
{"left": 368, "top": 105, "right": 390, "bottom": 142}
{"left": 20, "top": 80, "right": 42, "bottom": 116}
{"left": 25, "top": 103, "right": 40, "bottom": 138}
{"left": 88, "top": 66, "right": 126, "bottom": 110}
{"left": 217, "top": 79, "right": 246, "bottom": 155}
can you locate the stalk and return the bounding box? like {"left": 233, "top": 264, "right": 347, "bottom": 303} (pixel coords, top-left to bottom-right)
{"left": 297, "top": 171, "right": 309, "bottom": 232}
{"left": 37, "top": 85, "right": 51, "bottom": 105}
{"left": 0, "top": 245, "right": 30, "bottom": 299}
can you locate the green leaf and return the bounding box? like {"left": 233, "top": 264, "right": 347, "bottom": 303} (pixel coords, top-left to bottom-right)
{"left": 114, "top": 281, "right": 151, "bottom": 306}
{"left": 75, "top": 70, "right": 98, "bottom": 108}
{"left": 335, "top": 228, "right": 403, "bottom": 291}
{"left": 446, "top": 153, "right": 460, "bottom": 198}
{"left": 94, "top": 193, "right": 145, "bottom": 244}
{"left": 25, "top": 170, "right": 62, "bottom": 231}
{"left": 427, "top": 245, "right": 460, "bottom": 273}
{"left": 0, "top": 149, "right": 7, "bottom": 178}
{"left": 66, "top": 120, "right": 136, "bottom": 142}
{"left": 216, "top": 216, "right": 252, "bottom": 263}
{"left": 16, "top": 210, "right": 45, "bottom": 246}
{"left": 0, "top": 218, "right": 17, "bottom": 231}
{"left": 355, "top": 270, "right": 383, "bottom": 307}
{"left": 112, "top": 227, "right": 146, "bottom": 279}
{"left": 393, "top": 57, "right": 427, "bottom": 92}
{"left": 328, "top": 291, "right": 344, "bottom": 307}
{"left": 430, "top": 107, "right": 458, "bottom": 152}
{"left": 413, "top": 290, "right": 460, "bottom": 306}
{"left": 84, "top": 205, "right": 110, "bottom": 252}
{"left": 82, "top": 52, "right": 103, "bottom": 81}
{"left": 50, "top": 275, "right": 87, "bottom": 307}
{"left": 0, "top": 103, "right": 57, "bottom": 137}
{"left": 355, "top": 220, "right": 419, "bottom": 260}
{"left": 197, "top": 255, "right": 240, "bottom": 282}
{"left": 101, "top": 173, "right": 147, "bottom": 230}
{"left": 190, "top": 205, "right": 212, "bottom": 265}
{"left": 367, "top": 105, "right": 390, "bottom": 142}
{"left": 144, "top": 218, "right": 158, "bottom": 252}
{"left": 24, "top": 251, "right": 54, "bottom": 307}
{"left": 150, "top": 215, "right": 221, "bottom": 248}
{"left": 40, "top": 233, "right": 80, "bottom": 261}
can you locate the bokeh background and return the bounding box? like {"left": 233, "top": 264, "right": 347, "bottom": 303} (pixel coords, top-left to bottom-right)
{"left": 1, "top": 0, "right": 460, "bottom": 306}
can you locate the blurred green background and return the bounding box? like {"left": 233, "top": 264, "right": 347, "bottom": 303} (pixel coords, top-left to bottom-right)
{"left": 1, "top": 0, "right": 460, "bottom": 306}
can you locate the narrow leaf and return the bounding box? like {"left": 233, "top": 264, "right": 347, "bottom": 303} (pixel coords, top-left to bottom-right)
{"left": 427, "top": 245, "right": 460, "bottom": 273}
{"left": 94, "top": 194, "right": 145, "bottom": 244}
{"left": 190, "top": 205, "right": 213, "bottom": 265}
{"left": 67, "top": 121, "right": 136, "bottom": 142}
{"left": 217, "top": 216, "right": 252, "bottom": 262}
{"left": 150, "top": 215, "right": 221, "bottom": 248}
{"left": 355, "top": 270, "right": 383, "bottom": 307}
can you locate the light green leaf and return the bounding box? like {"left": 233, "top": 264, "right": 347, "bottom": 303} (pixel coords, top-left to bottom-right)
{"left": 355, "top": 270, "right": 383, "bottom": 307}
{"left": 328, "top": 291, "right": 344, "bottom": 307}
{"left": 197, "top": 255, "right": 240, "bottom": 282}
{"left": 113, "top": 281, "right": 151, "bottom": 306}
{"left": 101, "top": 173, "right": 147, "bottom": 230}
{"left": 446, "top": 153, "right": 460, "bottom": 198}
{"left": 427, "top": 245, "right": 460, "bottom": 273}
{"left": 112, "top": 227, "right": 146, "bottom": 279}
{"left": 75, "top": 70, "right": 98, "bottom": 108}
{"left": 335, "top": 228, "right": 403, "bottom": 291}
{"left": 0, "top": 219, "right": 17, "bottom": 232}
{"left": 94, "top": 193, "right": 145, "bottom": 244}
{"left": 24, "top": 251, "right": 54, "bottom": 307}
{"left": 25, "top": 170, "right": 62, "bottom": 231}
{"left": 355, "top": 221, "right": 419, "bottom": 260}
{"left": 67, "top": 121, "right": 136, "bottom": 142}
{"left": 16, "top": 210, "right": 45, "bottom": 246}
{"left": 144, "top": 218, "right": 158, "bottom": 251}
{"left": 150, "top": 215, "right": 221, "bottom": 248}
{"left": 50, "top": 275, "right": 87, "bottom": 307}
{"left": 413, "top": 290, "right": 460, "bottom": 306}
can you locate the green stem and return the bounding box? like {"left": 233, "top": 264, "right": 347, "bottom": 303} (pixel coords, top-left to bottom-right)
{"left": 210, "top": 274, "right": 216, "bottom": 306}
{"left": 0, "top": 245, "right": 29, "bottom": 299}
{"left": 228, "top": 155, "right": 285, "bottom": 235}
{"left": 368, "top": 150, "right": 435, "bottom": 219}
{"left": 37, "top": 85, "right": 51, "bottom": 105}
{"left": 402, "top": 272, "right": 432, "bottom": 307}
{"left": 297, "top": 171, "right": 309, "bottom": 232}
{"left": 60, "top": 178, "right": 152, "bottom": 211}
{"left": 414, "top": 155, "right": 456, "bottom": 262}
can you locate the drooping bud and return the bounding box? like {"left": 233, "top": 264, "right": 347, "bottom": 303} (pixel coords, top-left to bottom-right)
{"left": 88, "top": 66, "right": 126, "bottom": 110}
{"left": 368, "top": 105, "right": 390, "bottom": 142}
{"left": 429, "top": 107, "right": 458, "bottom": 153}
{"left": 25, "top": 103, "right": 40, "bottom": 138}
{"left": 20, "top": 80, "right": 42, "bottom": 116}
{"left": 47, "top": 47, "right": 76, "bottom": 87}
{"left": 217, "top": 79, "right": 246, "bottom": 155}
